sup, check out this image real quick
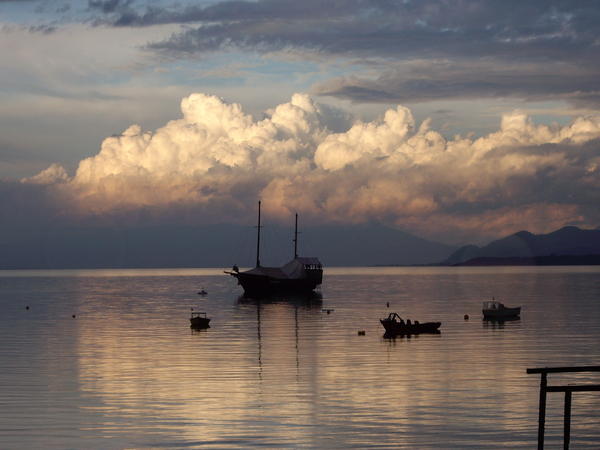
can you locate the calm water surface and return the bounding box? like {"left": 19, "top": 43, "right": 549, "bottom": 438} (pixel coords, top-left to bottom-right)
{"left": 1, "top": 266, "right": 599, "bottom": 448}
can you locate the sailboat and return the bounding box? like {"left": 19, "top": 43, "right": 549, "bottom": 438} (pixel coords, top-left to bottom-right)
{"left": 225, "top": 201, "right": 323, "bottom": 297}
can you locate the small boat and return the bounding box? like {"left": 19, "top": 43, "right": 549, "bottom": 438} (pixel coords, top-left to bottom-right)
{"left": 197, "top": 289, "right": 207, "bottom": 296}
{"left": 482, "top": 300, "right": 521, "bottom": 320}
{"left": 380, "top": 312, "right": 441, "bottom": 335}
{"left": 190, "top": 311, "right": 211, "bottom": 329}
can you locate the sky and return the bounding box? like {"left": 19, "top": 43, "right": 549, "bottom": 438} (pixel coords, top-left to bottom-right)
{"left": 1, "top": 0, "right": 600, "bottom": 249}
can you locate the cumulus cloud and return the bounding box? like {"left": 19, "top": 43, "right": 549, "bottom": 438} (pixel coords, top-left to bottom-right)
{"left": 20, "top": 92, "right": 600, "bottom": 242}
{"left": 21, "top": 163, "right": 70, "bottom": 185}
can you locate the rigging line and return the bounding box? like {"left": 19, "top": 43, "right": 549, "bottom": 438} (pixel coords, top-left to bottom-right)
{"left": 255, "top": 200, "right": 262, "bottom": 267}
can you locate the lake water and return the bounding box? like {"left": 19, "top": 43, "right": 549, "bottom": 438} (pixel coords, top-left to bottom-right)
{"left": 1, "top": 266, "right": 599, "bottom": 448}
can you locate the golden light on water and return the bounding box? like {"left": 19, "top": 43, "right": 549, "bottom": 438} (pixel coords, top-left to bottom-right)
{"left": 2, "top": 267, "right": 598, "bottom": 447}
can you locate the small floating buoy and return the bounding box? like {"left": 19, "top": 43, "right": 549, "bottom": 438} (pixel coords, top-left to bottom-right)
{"left": 25, "top": 306, "right": 29, "bottom": 310}
{"left": 386, "top": 302, "right": 390, "bottom": 308}
{"left": 358, "top": 330, "right": 366, "bottom": 335}
{"left": 72, "top": 314, "right": 76, "bottom": 318}
{"left": 464, "top": 314, "right": 469, "bottom": 320}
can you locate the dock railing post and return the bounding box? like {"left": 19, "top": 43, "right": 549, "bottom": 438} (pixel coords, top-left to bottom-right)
{"left": 527, "top": 366, "right": 600, "bottom": 449}
{"left": 538, "top": 372, "right": 547, "bottom": 450}
{"left": 563, "top": 390, "right": 572, "bottom": 450}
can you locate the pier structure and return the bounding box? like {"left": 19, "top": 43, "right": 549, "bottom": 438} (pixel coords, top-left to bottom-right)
{"left": 527, "top": 365, "right": 600, "bottom": 449}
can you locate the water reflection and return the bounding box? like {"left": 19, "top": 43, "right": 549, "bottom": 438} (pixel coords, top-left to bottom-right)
{"left": 190, "top": 327, "right": 209, "bottom": 335}
{"left": 236, "top": 291, "right": 323, "bottom": 307}
{"left": 234, "top": 292, "right": 324, "bottom": 379}
{"left": 483, "top": 317, "right": 522, "bottom": 330}
{"left": 383, "top": 330, "right": 442, "bottom": 340}
{"left": 1, "top": 268, "right": 600, "bottom": 448}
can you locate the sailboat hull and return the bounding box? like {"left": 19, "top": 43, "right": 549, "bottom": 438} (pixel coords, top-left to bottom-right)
{"left": 231, "top": 271, "right": 322, "bottom": 297}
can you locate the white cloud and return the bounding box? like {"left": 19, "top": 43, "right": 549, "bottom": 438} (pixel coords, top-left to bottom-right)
{"left": 314, "top": 106, "right": 416, "bottom": 171}
{"left": 21, "top": 163, "right": 70, "bottom": 185}
{"left": 23, "top": 92, "right": 600, "bottom": 242}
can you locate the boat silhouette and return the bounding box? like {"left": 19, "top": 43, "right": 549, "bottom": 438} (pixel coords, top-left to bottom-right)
{"left": 380, "top": 312, "right": 441, "bottom": 335}
{"left": 189, "top": 311, "right": 211, "bottom": 329}
{"left": 226, "top": 201, "right": 323, "bottom": 298}
{"left": 482, "top": 300, "right": 521, "bottom": 320}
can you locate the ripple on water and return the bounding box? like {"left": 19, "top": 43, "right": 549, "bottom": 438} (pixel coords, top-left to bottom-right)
{"left": 0, "top": 267, "right": 599, "bottom": 448}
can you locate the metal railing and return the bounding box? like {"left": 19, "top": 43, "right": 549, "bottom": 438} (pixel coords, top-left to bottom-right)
{"left": 527, "top": 366, "right": 600, "bottom": 449}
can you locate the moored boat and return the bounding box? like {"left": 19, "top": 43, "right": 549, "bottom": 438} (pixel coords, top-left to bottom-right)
{"left": 380, "top": 312, "right": 441, "bottom": 335}
{"left": 190, "top": 311, "right": 211, "bottom": 329}
{"left": 482, "top": 300, "right": 521, "bottom": 319}
{"left": 225, "top": 201, "right": 323, "bottom": 297}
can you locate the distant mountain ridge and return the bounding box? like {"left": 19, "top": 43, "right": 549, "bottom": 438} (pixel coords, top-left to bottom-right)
{"left": 301, "top": 223, "right": 455, "bottom": 266}
{"left": 443, "top": 226, "right": 600, "bottom": 265}
{"left": 456, "top": 255, "right": 600, "bottom": 266}
{"left": 0, "top": 223, "right": 454, "bottom": 269}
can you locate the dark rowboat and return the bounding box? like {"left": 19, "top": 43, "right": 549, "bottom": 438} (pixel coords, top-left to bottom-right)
{"left": 380, "top": 312, "right": 441, "bottom": 335}
{"left": 190, "top": 311, "right": 211, "bottom": 329}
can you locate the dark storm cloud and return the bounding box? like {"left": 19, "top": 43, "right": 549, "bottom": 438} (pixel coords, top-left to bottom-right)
{"left": 27, "top": 24, "right": 57, "bottom": 33}
{"left": 87, "top": 0, "right": 600, "bottom": 106}
{"left": 312, "top": 60, "right": 600, "bottom": 104}
{"left": 98, "top": 0, "right": 600, "bottom": 60}
{"left": 88, "top": 0, "right": 132, "bottom": 14}
{"left": 93, "top": 0, "right": 366, "bottom": 26}
{"left": 87, "top": 0, "right": 134, "bottom": 21}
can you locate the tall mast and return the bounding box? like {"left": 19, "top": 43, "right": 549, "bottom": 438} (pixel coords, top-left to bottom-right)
{"left": 256, "top": 201, "right": 262, "bottom": 267}
{"left": 293, "top": 213, "right": 298, "bottom": 259}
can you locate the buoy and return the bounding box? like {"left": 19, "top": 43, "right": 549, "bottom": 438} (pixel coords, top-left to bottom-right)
{"left": 358, "top": 330, "right": 366, "bottom": 335}
{"left": 386, "top": 302, "right": 390, "bottom": 308}
{"left": 72, "top": 314, "right": 76, "bottom": 318}
{"left": 464, "top": 314, "right": 469, "bottom": 320}
{"left": 25, "top": 306, "right": 29, "bottom": 310}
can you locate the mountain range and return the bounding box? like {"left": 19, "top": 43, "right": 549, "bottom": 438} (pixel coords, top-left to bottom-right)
{"left": 0, "top": 223, "right": 454, "bottom": 269}
{"left": 442, "top": 226, "right": 600, "bottom": 265}
{"left": 2, "top": 223, "right": 598, "bottom": 269}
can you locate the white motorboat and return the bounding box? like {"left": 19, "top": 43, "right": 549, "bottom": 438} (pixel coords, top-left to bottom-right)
{"left": 482, "top": 300, "right": 521, "bottom": 319}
